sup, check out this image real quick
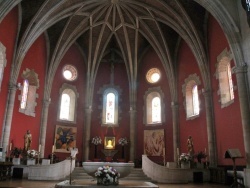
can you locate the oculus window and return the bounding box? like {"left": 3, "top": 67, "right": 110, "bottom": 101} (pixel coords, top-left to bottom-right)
{"left": 63, "top": 65, "right": 77, "bottom": 81}
{"left": 146, "top": 68, "right": 161, "bottom": 83}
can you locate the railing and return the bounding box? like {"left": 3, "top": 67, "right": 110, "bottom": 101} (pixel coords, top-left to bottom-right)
{"left": 28, "top": 158, "right": 75, "bottom": 180}
{"left": 142, "top": 155, "right": 209, "bottom": 183}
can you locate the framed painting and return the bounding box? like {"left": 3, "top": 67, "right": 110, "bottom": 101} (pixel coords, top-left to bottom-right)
{"left": 54, "top": 125, "right": 77, "bottom": 153}
{"left": 144, "top": 129, "right": 165, "bottom": 156}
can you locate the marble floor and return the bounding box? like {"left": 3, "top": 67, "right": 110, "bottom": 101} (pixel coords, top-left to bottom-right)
{"left": 0, "top": 179, "right": 229, "bottom": 188}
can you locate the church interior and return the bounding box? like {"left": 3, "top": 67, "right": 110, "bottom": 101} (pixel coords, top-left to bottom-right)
{"left": 1, "top": 0, "right": 250, "bottom": 187}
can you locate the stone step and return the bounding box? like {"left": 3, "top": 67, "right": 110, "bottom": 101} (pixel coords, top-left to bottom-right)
{"left": 69, "top": 167, "right": 152, "bottom": 182}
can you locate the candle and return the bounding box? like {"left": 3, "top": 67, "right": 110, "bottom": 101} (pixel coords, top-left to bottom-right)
{"left": 9, "top": 143, "right": 12, "bottom": 151}
{"left": 163, "top": 148, "right": 165, "bottom": 156}
{"left": 52, "top": 145, "right": 55, "bottom": 153}
{"left": 38, "top": 144, "right": 41, "bottom": 152}
{"left": 177, "top": 148, "right": 179, "bottom": 156}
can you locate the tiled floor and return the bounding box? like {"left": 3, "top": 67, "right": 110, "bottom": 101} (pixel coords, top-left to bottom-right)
{"left": 0, "top": 179, "right": 229, "bottom": 188}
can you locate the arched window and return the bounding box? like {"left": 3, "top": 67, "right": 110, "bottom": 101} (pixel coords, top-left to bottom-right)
{"left": 59, "top": 93, "right": 70, "bottom": 120}
{"left": 58, "top": 84, "right": 78, "bottom": 123}
{"left": 182, "top": 74, "right": 201, "bottom": 120}
{"left": 192, "top": 85, "right": 199, "bottom": 115}
{"left": 18, "top": 69, "right": 39, "bottom": 117}
{"left": 106, "top": 93, "right": 115, "bottom": 123}
{"left": 20, "top": 79, "right": 29, "bottom": 109}
{"left": 0, "top": 42, "right": 7, "bottom": 91}
{"left": 102, "top": 89, "right": 119, "bottom": 125}
{"left": 216, "top": 48, "right": 235, "bottom": 107}
{"left": 144, "top": 87, "right": 165, "bottom": 125}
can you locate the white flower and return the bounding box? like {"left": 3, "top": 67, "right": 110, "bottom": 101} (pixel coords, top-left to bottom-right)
{"left": 92, "top": 136, "right": 102, "bottom": 145}
{"left": 118, "top": 137, "right": 129, "bottom": 146}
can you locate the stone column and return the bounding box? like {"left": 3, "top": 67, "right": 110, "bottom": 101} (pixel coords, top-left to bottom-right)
{"left": 129, "top": 109, "right": 137, "bottom": 161}
{"left": 1, "top": 83, "right": 17, "bottom": 160}
{"left": 171, "top": 102, "right": 179, "bottom": 163}
{"left": 83, "top": 107, "right": 92, "bottom": 161}
{"left": 203, "top": 89, "right": 217, "bottom": 167}
{"left": 234, "top": 65, "right": 250, "bottom": 168}
{"left": 39, "top": 99, "right": 51, "bottom": 158}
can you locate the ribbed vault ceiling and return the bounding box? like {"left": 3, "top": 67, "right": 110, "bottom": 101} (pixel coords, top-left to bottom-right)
{"left": 2, "top": 0, "right": 209, "bottom": 103}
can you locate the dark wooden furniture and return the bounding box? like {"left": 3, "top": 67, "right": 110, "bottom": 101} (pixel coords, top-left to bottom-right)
{"left": 0, "top": 162, "right": 13, "bottom": 180}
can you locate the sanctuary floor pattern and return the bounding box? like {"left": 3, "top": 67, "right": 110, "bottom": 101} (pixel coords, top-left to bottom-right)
{"left": 0, "top": 179, "right": 228, "bottom": 188}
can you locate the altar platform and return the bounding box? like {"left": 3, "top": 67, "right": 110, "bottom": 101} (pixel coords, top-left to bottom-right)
{"left": 55, "top": 180, "right": 158, "bottom": 188}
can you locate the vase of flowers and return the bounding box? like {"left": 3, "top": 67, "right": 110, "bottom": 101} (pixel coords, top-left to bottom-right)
{"left": 179, "top": 153, "right": 192, "bottom": 169}
{"left": 26, "top": 149, "right": 39, "bottom": 165}
{"left": 92, "top": 136, "right": 102, "bottom": 158}
{"left": 118, "top": 137, "right": 128, "bottom": 159}
{"left": 95, "top": 166, "right": 120, "bottom": 185}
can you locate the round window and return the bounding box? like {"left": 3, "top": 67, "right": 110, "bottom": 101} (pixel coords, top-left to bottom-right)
{"left": 62, "top": 65, "right": 77, "bottom": 81}
{"left": 146, "top": 68, "right": 161, "bottom": 83}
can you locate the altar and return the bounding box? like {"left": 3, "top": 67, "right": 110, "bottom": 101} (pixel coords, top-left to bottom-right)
{"left": 82, "top": 162, "right": 134, "bottom": 178}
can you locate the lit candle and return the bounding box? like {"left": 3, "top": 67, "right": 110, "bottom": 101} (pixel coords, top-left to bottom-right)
{"left": 9, "top": 143, "right": 12, "bottom": 151}
{"left": 177, "top": 148, "right": 179, "bottom": 156}
{"left": 38, "top": 144, "right": 41, "bottom": 152}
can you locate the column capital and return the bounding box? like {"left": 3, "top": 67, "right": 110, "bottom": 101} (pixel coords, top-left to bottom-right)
{"left": 8, "top": 82, "right": 18, "bottom": 91}
{"left": 233, "top": 64, "right": 248, "bottom": 74}
{"left": 171, "top": 102, "right": 179, "bottom": 109}
{"left": 43, "top": 98, "right": 51, "bottom": 106}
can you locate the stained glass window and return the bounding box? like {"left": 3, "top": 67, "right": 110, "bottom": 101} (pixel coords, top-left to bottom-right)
{"left": 106, "top": 93, "right": 115, "bottom": 123}
{"left": 152, "top": 97, "right": 161, "bottom": 123}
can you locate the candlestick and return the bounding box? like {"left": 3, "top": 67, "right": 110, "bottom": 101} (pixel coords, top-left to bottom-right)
{"left": 38, "top": 144, "right": 41, "bottom": 152}
{"left": 52, "top": 145, "right": 55, "bottom": 153}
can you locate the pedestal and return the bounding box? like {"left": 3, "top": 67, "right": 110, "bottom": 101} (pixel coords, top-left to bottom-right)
{"left": 12, "top": 158, "right": 20, "bottom": 165}
{"left": 27, "top": 159, "right": 36, "bottom": 165}
{"left": 181, "top": 162, "right": 190, "bottom": 169}
{"left": 101, "top": 149, "right": 118, "bottom": 162}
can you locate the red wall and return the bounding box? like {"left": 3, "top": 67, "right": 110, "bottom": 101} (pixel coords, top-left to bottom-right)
{"left": 47, "top": 44, "right": 86, "bottom": 161}
{"left": 10, "top": 34, "right": 47, "bottom": 151}
{"left": 137, "top": 49, "right": 173, "bottom": 163}
{"left": 0, "top": 8, "right": 246, "bottom": 167}
{"left": 208, "top": 16, "right": 245, "bottom": 166}
{"left": 177, "top": 40, "right": 208, "bottom": 157}
{"left": 0, "top": 7, "right": 18, "bottom": 138}
{"left": 90, "top": 61, "right": 130, "bottom": 161}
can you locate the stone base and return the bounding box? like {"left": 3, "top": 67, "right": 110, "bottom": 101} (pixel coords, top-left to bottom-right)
{"left": 55, "top": 180, "right": 158, "bottom": 188}
{"left": 13, "top": 158, "right": 20, "bottom": 165}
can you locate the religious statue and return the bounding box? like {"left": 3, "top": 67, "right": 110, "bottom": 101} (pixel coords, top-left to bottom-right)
{"left": 106, "top": 140, "right": 113, "bottom": 149}
{"left": 187, "top": 135, "right": 194, "bottom": 156}
{"left": 24, "top": 130, "right": 32, "bottom": 151}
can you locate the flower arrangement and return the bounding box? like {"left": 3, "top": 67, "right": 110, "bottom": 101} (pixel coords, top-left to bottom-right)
{"left": 118, "top": 137, "right": 129, "bottom": 146}
{"left": 11, "top": 147, "right": 23, "bottom": 158}
{"left": 95, "top": 166, "right": 120, "bottom": 185}
{"left": 194, "top": 151, "right": 207, "bottom": 163}
{"left": 92, "top": 136, "right": 102, "bottom": 145}
{"left": 179, "top": 153, "right": 192, "bottom": 163}
{"left": 27, "top": 149, "right": 39, "bottom": 159}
